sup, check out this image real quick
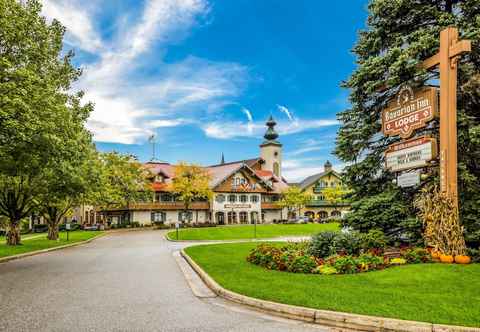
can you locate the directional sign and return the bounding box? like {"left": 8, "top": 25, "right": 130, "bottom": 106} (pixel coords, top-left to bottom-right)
{"left": 383, "top": 86, "right": 438, "bottom": 138}
{"left": 385, "top": 137, "right": 437, "bottom": 172}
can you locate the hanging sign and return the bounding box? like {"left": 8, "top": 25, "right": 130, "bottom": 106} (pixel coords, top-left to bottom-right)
{"left": 385, "top": 136, "right": 437, "bottom": 172}
{"left": 397, "top": 171, "right": 421, "bottom": 188}
{"left": 382, "top": 86, "right": 438, "bottom": 138}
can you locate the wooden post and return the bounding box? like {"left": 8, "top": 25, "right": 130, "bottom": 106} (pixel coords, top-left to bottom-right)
{"left": 421, "top": 27, "right": 471, "bottom": 208}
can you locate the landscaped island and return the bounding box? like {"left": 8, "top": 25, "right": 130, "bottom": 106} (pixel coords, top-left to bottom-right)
{"left": 185, "top": 242, "right": 480, "bottom": 327}
{"left": 166, "top": 222, "right": 339, "bottom": 240}
{"left": 0, "top": 231, "right": 103, "bottom": 259}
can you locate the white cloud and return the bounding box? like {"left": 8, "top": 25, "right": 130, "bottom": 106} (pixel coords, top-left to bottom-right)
{"left": 42, "top": 0, "right": 103, "bottom": 53}
{"left": 282, "top": 159, "right": 345, "bottom": 183}
{"left": 42, "top": 0, "right": 248, "bottom": 144}
{"left": 277, "top": 104, "right": 293, "bottom": 121}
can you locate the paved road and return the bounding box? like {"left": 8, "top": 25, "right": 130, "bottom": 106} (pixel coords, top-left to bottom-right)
{"left": 0, "top": 231, "right": 329, "bottom": 332}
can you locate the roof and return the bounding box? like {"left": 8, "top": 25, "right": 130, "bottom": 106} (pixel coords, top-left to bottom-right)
{"left": 298, "top": 170, "right": 341, "bottom": 190}
{"left": 144, "top": 158, "right": 288, "bottom": 194}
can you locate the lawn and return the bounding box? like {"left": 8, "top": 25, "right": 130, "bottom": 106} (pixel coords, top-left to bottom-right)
{"left": 185, "top": 242, "right": 480, "bottom": 327}
{"left": 167, "top": 222, "right": 339, "bottom": 240}
{"left": 0, "top": 231, "right": 103, "bottom": 258}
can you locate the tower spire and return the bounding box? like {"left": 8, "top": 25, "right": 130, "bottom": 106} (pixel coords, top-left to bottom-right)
{"left": 263, "top": 115, "right": 279, "bottom": 142}
{"left": 221, "top": 152, "right": 225, "bottom": 164}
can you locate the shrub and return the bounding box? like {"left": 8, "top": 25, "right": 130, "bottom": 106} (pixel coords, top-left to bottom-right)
{"left": 389, "top": 258, "right": 407, "bottom": 265}
{"left": 308, "top": 231, "right": 337, "bottom": 258}
{"left": 336, "top": 231, "right": 362, "bottom": 255}
{"left": 33, "top": 224, "right": 48, "bottom": 233}
{"left": 330, "top": 255, "right": 358, "bottom": 274}
{"left": 316, "top": 265, "right": 338, "bottom": 275}
{"left": 401, "top": 248, "right": 431, "bottom": 264}
{"left": 466, "top": 248, "right": 480, "bottom": 263}
{"left": 286, "top": 254, "right": 317, "bottom": 273}
{"left": 360, "top": 229, "right": 387, "bottom": 252}
{"left": 356, "top": 253, "right": 385, "bottom": 271}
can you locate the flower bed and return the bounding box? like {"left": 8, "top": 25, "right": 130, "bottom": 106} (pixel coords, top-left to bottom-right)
{"left": 246, "top": 230, "right": 433, "bottom": 275}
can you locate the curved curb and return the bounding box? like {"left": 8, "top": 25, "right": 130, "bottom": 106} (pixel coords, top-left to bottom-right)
{"left": 181, "top": 249, "right": 479, "bottom": 332}
{"left": 0, "top": 232, "right": 107, "bottom": 264}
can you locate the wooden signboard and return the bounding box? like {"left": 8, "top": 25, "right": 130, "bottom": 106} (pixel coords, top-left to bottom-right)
{"left": 385, "top": 136, "right": 437, "bottom": 172}
{"left": 382, "top": 86, "right": 438, "bottom": 139}
{"left": 397, "top": 171, "right": 421, "bottom": 188}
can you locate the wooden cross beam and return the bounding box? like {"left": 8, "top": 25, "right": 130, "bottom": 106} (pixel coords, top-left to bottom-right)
{"left": 421, "top": 27, "right": 471, "bottom": 207}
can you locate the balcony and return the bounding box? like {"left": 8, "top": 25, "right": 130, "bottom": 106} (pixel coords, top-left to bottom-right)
{"left": 305, "top": 200, "right": 350, "bottom": 207}
{"left": 107, "top": 201, "right": 210, "bottom": 211}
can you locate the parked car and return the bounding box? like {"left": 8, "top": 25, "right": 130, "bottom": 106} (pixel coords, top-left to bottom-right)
{"left": 83, "top": 224, "right": 100, "bottom": 231}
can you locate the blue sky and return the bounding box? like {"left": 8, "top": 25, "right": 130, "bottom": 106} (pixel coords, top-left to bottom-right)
{"left": 41, "top": 0, "right": 368, "bottom": 182}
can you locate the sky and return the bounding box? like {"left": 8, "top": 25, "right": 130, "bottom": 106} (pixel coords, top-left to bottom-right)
{"left": 41, "top": 0, "right": 369, "bottom": 182}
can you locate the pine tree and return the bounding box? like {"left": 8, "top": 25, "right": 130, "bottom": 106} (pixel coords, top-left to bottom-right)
{"left": 335, "top": 0, "right": 480, "bottom": 245}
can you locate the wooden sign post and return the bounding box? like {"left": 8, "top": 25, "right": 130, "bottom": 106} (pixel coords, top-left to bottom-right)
{"left": 421, "top": 27, "right": 471, "bottom": 208}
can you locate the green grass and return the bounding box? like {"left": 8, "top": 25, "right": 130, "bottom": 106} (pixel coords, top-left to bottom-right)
{"left": 167, "top": 222, "right": 339, "bottom": 240}
{"left": 185, "top": 242, "right": 480, "bottom": 327}
{"left": 0, "top": 231, "right": 103, "bottom": 258}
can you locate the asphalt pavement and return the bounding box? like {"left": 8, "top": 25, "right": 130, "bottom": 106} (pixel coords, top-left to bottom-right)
{"left": 0, "top": 230, "right": 330, "bottom": 332}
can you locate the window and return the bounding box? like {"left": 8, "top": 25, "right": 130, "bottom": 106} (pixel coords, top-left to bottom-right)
{"left": 331, "top": 210, "right": 341, "bottom": 217}
{"left": 215, "top": 194, "right": 225, "bottom": 203}
{"left": 250, "top": 195, "right": 259, "bottom": 203}
{"left": 239, "top": 211, "right": 248, "bottom": 224}
{"left": 273, "top": 162, "right": 280, "bottom": 177}
{"left": 240, "top": 195, "right": 248, "bottom": 203}
{"left": 271, "top": 195, "right": 279, "bottom": 202}
{"left": 178, "top": 211, "right": 192, "bottom": 222}
{"left": 228, "top": 194, "right": 237, "bottom": 203}
{"left": 160, "top": 193, "right": 173, "bottom": 202}
{"left": 151, "top": 211, "right": 166, "bottom": 223}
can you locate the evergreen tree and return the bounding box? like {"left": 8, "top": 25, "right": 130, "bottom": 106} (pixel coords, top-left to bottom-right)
{"left": 335, "top": 0, "right": 480, "bottom": 245}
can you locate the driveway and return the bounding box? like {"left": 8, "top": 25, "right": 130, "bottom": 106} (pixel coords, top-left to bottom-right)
{"left": 0, "top": 230, "right": 329, "bottom": 332}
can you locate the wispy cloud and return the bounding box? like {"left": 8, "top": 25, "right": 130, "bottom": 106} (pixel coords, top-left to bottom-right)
{"left": 202, "top": 117, "right": 337, "bottom": 140}
{"left": 42, "top": 0, "right": 248, "bottom": 144}
{"left": 282, "top": 158, "right": 345, "bottom": 182}
{"left": 277, "top": 104, "right": 293, "bottom": 121}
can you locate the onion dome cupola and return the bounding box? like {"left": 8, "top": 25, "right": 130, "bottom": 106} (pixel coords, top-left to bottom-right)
{"left": 262, "top": 115, "right": 281, "bottom": 145}
{"left": 324, "top": 160, "right": 332, "bottom": 172}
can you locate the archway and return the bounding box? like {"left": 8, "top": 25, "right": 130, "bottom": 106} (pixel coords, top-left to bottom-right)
{"left": 304, "top": 211, "right": 315, "bottom": 221}
{"left": 216, "top": 212, "right": 225, "bottom": 225}
{"left": 227, "top": 211, "right": 237, "bottom": 224}
{"left": 317, "top": 211, "right": 328, "bottom": 220}
{"left": 331, "top": 210, "right": 341, "bottom": 218}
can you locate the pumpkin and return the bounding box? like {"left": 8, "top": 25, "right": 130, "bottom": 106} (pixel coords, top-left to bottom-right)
{"left": 431, "top": 251, "right": 440, "bottom": 259}
{"left": 454, "top": 255, "right": 471, "bottom": 264}
{"left": 440, "top": 254, "right": 454, "bottom": 263}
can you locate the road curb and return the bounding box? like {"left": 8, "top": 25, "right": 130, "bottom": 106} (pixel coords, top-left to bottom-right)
{"left": 180, "top": 249, "right": 479, "bottom": 332}
{"left": 0, "top": 232, "right": 107, "bottom": 264}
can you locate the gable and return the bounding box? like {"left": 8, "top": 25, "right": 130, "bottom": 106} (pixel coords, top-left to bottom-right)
{"left": 303, "top": 171, "right": 342, "bottom": 193}
{"left": 214, "top": 169, "right": 270, "bottom": 193}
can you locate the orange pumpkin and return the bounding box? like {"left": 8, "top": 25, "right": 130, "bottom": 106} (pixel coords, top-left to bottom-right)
{"left": 440, "top": 254, "right": 454, "bottom": 263}
{"left": 431, "top": 251, "right": 440, "bottom": 259}
{"left": 454, "top": 255, "right": 471, "bottom": 264}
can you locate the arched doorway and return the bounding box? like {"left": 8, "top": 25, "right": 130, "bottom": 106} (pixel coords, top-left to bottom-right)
{"left": 227, "top": 211, "right": 237, "bottom": 224}
{"left": 304, "top": 211, "right": 315, "bottom": 222}
{"left": 216, "top": 212, "right": 225, "bottom": 225}
{"left": 239, "top": 211, "right": 248, "bottom": 224}
{"left": 317, "top": 211, "right": 328, "bottom": 220}
{"left": 331, "top": 210, "right": 341, "bottom": 218}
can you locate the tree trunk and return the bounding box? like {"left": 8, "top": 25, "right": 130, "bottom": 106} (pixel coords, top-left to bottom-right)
{"left": 47, "top": 222, "right": 59, "bottom": 240}
{"left": 6, "top": 220, "right": 21, "bottom": 245}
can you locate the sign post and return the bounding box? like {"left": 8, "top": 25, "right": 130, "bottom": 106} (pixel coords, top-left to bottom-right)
{"left": 66, "top": 222, "right": 71, "bottom": 241}
{"left": 421, "top": 27, "right": 471, "bottom": 208}
{"left": 175, "top": 222, "right": 180, "bottom": 240}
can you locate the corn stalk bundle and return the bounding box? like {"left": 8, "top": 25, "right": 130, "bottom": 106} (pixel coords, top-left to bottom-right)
{"left": 414, "top": 185, "right": 466, "bottom": 256}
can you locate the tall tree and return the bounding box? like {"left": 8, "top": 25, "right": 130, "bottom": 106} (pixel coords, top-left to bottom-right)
{"left": 335, "top": 0, "right": 480, "bottom": 245}
{"left": 93, "top": 152, "right": 152, "bottom": 211}
{"left": 278, "top": 186, "right": 312, "bottom": 220}
{"left": 0, "top": 0, "right": 92, "bottom": 244}
{"left": 170, "top": 163, "right": 212, "bottom": 224}
{"left": 322, "top": 186, "right": 351, "bottom": 214}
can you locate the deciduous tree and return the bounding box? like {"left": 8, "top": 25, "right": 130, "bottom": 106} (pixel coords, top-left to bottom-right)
{"left": 278, "top": 186, "right": 312, "bottom": 220}
{"left": 170, "top": 163, "right": 212, "bottom": 223}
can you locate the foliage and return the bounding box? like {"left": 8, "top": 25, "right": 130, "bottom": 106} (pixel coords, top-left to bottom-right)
{"left": 342, "top": 189, "right": 422, "bottom": 244}
{"left": 94, "top": 152, "right": 153, "bottom": 209}
{"left": 360, "top": 229, "right": 388, "bottom": 251}
{"left": 308, "top": 231, "right": 338, "bottom": 258}
{"left": 322, "top": 185, "right": 351, "bottom": 210}
{"left": 278, "top": 186, "right": 313, "bottom": 219}
{"left": 335, "top": 231, "right": 362, "bottom": 256}
{"left": 390, "top": 258, "right": 407, "bottom": 265}
{"left": 466, "top": 248, "right": 480, "bottom": 263}
{"left": 315, "top": 265, "right": 338, "bottom": 275}
{"left": 401, "top": 248, "right": 432, "bottom": 264}
{"left": 329, "top": 255, "right": 359, "bottom": 274}
{"left": 415, "top": 184, "right": 466, "bottom": 255}
{"left": 170, "top": 163, "right": 212, "bottom": 222}
{"left": 335, "top": 0, "right": 480, "bottom": 245}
